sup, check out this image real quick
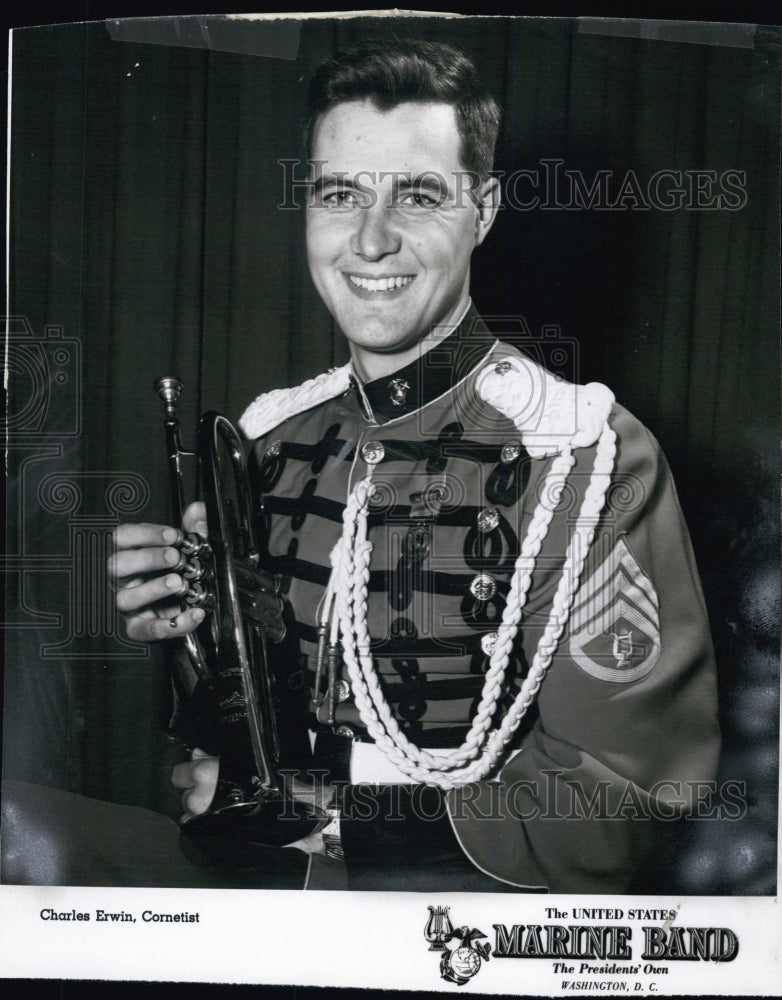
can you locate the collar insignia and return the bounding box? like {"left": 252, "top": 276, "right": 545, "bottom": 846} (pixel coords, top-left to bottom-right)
{"left": 388, "top": 377, "right": 411, "bottom": 407}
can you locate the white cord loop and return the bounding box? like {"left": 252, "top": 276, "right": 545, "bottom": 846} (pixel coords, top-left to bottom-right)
{"left": 327, "top": 363, "right": 617, "bottom": 789}
{"left": 241, "top": 352, "right": 617, "bottom": 788}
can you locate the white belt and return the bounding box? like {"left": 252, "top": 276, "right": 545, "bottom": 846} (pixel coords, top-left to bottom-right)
{"left": 308, "top": 730, "right": 521, "bottom": 784}
{"left": 348, "top": 742, "right": 455, "bottom": 784}
{"left": 348, "top": 741, "right": 522, "bottom": 785}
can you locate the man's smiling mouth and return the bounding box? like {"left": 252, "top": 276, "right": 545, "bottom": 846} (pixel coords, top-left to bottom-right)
{"left": 346, "top": 274, "right": 415, "bottom": 293}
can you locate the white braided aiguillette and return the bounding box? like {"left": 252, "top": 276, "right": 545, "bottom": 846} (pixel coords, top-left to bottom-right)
{"left": 330, "top": 356, "right": 617, "bottom": 788}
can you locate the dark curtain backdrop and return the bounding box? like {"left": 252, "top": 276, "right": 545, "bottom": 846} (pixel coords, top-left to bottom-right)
{"left": 5, "top": 15, "right": 780, "bottom": 893}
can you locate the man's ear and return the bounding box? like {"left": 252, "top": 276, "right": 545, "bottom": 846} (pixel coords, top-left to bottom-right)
{"left": 474, "top": 175, "right": 501, "bottom": 247}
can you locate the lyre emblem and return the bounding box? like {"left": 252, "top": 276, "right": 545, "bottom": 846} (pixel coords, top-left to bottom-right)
{"left": 610, "top": 629, "right": 634, "bottom": 668}
{"left": 424, "top": 905, "right": 453, "bottom": 951}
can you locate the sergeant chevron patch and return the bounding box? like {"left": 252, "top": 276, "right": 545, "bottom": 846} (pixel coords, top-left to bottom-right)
{"left": 566, "top": 537, "right": 661, "bottom": 683}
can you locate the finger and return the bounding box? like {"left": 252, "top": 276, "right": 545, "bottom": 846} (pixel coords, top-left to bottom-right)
{"left": 180, "top": 758, "right": 220, "bottom": 819}
{"left": 108, "top": 544, "right": 186, "bottom": 582}
{"left": 180, "top": 783, "right": 216, "bottom": 819}
{"left": 125, "top": 606, "right": 205, "bottom": 642}
{"left": 171, "top": 760, "right": 196, "bottom": 790}
{"left": 113, "top": 522, "right": 183, "bottom": 552}
{"left": 171, "top": 752, "right": 219, "bottom": 789}
{"left": 107, "top": 573, "right": 144, "bottom": 595}
{"left": 182, "top": 501, "right": 208, "bottom": 537}
{"left": 116, "top": 573, "right": 186, "bottom": 613}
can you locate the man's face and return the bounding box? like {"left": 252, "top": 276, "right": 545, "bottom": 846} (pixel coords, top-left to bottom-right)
{"left": 306, "top": 100, "right": 498, "bottom": 374}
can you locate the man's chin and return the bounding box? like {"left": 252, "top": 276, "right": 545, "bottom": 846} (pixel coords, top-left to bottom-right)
{"left": 340, "top": 324, "right": 426, "bottom": 357}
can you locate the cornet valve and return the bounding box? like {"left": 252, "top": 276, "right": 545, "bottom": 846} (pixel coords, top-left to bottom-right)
{"left": 179, "top": 532, "right": 208, "bottom": 558}
{"left": 182, "top": 557, "right": 204, "bottom": 582}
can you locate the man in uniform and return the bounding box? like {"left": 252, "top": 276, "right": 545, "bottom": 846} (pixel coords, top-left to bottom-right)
{"left": 106, "top": 40, "right": 720, "bottom": 892}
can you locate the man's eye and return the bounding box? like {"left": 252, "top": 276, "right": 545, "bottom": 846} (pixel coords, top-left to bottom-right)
{"left": 321, "top": 189, "right": 359, "bottom": 208}
{"left": 398, "top": 190, "right": 443, "bottom": 209}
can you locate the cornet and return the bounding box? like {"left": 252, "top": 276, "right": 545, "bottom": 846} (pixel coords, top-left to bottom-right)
{"left": 155, "top": 376, "right": 322, "bottom": 846}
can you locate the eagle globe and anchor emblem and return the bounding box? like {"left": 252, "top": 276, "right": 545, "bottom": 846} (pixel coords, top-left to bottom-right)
{"left": 424, "top": 906, "right": 491, "bottom": 985}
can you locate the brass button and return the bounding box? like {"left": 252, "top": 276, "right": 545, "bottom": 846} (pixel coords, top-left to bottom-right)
{"left": 476, "top": 506, "right": 500, "bottom": 533}
{"left": 334, "top": 679, "right": 351, "bottom": 703}
{"left": 361, "top": 440, "right": 385, "bottom": 465}
{"left": 335, "top": 724, "right": 355, "bottom": 738}
{"left": 500, "top": 440, "right": 522, "bottom": 464}
{"left": 481, "top": 631, "right": 499, "bottom": 656}
{"left": 470, "top": 573, "right": 497, "bottom": 601}
{"left": 266, "top": 439, "right": 282, "bottom": 458}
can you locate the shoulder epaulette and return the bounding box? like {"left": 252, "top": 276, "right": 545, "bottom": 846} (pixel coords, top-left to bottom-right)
{"left": 475, "top": 355, "right": 615, "bottom": 458}
{"left": 239, "top": 364, "right": 352, "bottom": 440}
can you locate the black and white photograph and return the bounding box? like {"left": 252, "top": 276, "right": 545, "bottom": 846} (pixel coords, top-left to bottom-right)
{"left": 1, "top": 6, "right": 780, "bottom": 992}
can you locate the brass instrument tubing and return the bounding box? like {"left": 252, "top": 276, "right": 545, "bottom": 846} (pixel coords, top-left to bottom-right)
{"left": 326, "top": 643, "right": 340, "bottom": 725}
{"left": 313, "top": 623, "right": 329, "bottom": 705}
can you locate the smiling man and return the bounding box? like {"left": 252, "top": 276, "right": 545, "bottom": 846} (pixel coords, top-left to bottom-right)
{"left": 5, "top": 39, "right": 718, "bottom": 893}
{"left": 183, "top": 40, "right": 719, "bottom": 892}
{"left": 305, "top": 97, "right": 498, "bottom": 377}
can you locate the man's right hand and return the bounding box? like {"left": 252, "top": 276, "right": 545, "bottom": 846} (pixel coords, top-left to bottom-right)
{"left": 109, "top": 500, "right": 209, "bottom": 643}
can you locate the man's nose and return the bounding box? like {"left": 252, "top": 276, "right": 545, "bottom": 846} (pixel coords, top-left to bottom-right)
{"left": 350, "top": 204, "right": 402, "bottom": 260}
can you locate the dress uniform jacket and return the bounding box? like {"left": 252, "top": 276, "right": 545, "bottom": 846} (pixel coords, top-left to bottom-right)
{"left": 239, "top": 305, "right": 720, "bottom": 893}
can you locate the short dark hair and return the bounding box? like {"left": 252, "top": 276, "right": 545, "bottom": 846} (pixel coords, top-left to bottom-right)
{"left": 305, "top": 40, "right": 501, "bottom": 180}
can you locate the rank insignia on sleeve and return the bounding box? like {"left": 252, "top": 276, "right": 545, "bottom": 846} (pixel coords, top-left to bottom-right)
{"left": 565, "top": 537, "right": 661, "bottom": 683}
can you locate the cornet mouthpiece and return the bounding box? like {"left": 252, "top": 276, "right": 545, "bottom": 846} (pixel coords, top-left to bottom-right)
{"left": 154, "top": 375, "right": 184, "bottom": 404}
{"left": 155, "top": 375, "right": 185, "bottom": 418}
